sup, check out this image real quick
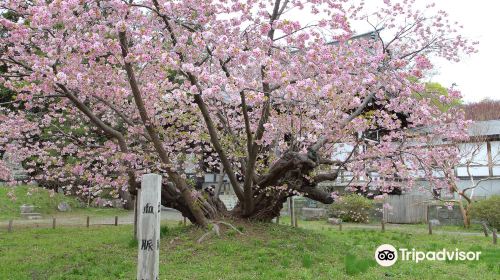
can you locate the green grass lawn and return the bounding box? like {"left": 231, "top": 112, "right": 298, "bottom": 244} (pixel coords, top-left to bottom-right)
{"left": 0, "top": 220, "right": 498, "bottom": 279}
{"left": 0, "top": 185, "right": 129, "bottom": 221}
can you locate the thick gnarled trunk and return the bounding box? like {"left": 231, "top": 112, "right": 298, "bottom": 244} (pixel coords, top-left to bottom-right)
{"left": 159, "top": 151, "right": 335, "bottom": 225}
{"left": 232, "top": 151, "right": 335, "bottom": 222}
{"left": 160, "top": 182, "right": 228, "bottom": 224}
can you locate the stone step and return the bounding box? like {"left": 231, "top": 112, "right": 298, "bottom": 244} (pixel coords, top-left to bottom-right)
{"left": 27, "top": 215, "right": 43, "bottom": 220}
{"left": 21, "top": 212, "right": 43, "bottom": 220}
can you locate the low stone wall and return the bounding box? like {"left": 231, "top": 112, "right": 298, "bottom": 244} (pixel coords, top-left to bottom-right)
{"left": 301, "top": 208, "right": 327, "bottom": 220}
{"left": 428, "top": 205, "right": 464, "bottom": 226}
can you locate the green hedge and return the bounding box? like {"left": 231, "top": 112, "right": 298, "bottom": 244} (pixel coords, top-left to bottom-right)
{"left": 471, "top": 195, "right": 500, "bottom": 230}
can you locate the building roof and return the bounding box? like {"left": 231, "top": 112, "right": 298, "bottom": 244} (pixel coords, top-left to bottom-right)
{"left": 326, "top": 28, "right": 384, "bottom": 46}
{"left": 469, "top": 120, "right": 500, "bottom": 137}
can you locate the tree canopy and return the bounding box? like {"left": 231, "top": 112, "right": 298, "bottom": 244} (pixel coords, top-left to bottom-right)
{"left": 0, "top": 0, "right": 476, "bottom": 226}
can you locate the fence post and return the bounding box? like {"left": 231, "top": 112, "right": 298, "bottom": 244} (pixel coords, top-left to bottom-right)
{"left": 86, "top": 216, "right": 90, "bottom": 228}
{"left": 8, "top": 219, "right": 13, "bottom": 233}
{"left": 294, "top": 213, "right": 298, "bottom": 228}
{"left": 381, "top": 221, "right": 385, "bottom": 232}
{"left": 289, "top": 197, "right": 295, "bottom": 227}
{"left": 276, "top": 215, "right": 280, "bottom": 224}
{"left": 52, "top": 217, "right": 56, "bottom": 229}
{"left": 183, "top": 217, "right": 187, "bottom": 226}
{"left": 482, "top": 222, "right": 489, "bottom": 237}
{"left": 114, "top": 216, "right": 118, "bottom": 226}
{"left": 428, "top": 222, "right": 433, "bottom": 235}
{"left": 493, "top": 229, "right": 497, "bottom": 245}
{"left": 134, "top": 195, "right": 139, "bottom": 240}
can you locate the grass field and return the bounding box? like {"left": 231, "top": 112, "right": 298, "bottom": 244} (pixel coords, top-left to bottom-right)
{"left": 0, "top": 185, "right": 129, "bottom": 221}
{"left": 0, "top": 220, "right": 498, "bottom": 279}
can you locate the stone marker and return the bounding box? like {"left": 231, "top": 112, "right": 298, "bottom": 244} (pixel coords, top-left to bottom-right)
{"left": 57, "top": 202, "right": 71, "bottom": 212}
{"left": 301, "top": 208, "right": 326, "bottom": 221}
{"left": 327, "top": 218, "right": 342, "bottom": 225}
{"left": 429, "top": 219, "right": 441, "bottom": 226}
{"left": 137, "top": 174, "right": 161, "bottom": 280}
{"left": 20, "top": 204, "right": 35, "bottom": 213}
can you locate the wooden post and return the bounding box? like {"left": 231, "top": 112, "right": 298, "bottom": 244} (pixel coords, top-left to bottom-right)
{"left": 8, "top": 219, "right": 13, "bottom": 233}
{"left": 289, "top": 197, "right": 295, "bottom": 227}
{"left": 134, "top": 193, "right": 140, "bottom": 240}
{"left": 428, "top": 222, "right": 433, "bottom": 235}
{"left": 381, "top": 221, "right": 385, "bottom": 232}
{"left": 52, "top": 217, "right": 56, "bottom": 229}
{"left": 137, "top": 174, "right": 161, "bottom": 280}
{"left": 86, "top": 216, "right": 90, "bottom": 228}
{"left": 482, "top": 222, "right": 489, "bottom": 237}
{"left": 493, "top": 229, "right": 497, "bottom": 245}
{"left": 115, "top": 216, "right": 119, "bottom": 226}
{"left": 294, "top": 212, "right": 298, "bottom": 228}
{"left": 276, "top": 215, "right": 280, "bottom": 224}
{"left": 183, "top": 217, "right": 187, "bottom": 226}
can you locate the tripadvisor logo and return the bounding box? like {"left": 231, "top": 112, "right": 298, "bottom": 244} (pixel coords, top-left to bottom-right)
{"left": 375, "top": 244, "right": 398, "bottom": 267}
{"left": 374, "top": 244, "right": 481, "bottom": 267}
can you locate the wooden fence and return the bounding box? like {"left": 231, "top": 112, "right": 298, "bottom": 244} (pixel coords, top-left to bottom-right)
{"left": 383, "top": 194, "right": 427, "bottom": 224}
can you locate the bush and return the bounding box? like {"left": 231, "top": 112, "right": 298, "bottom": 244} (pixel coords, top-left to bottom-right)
{"left": 329, "top": 194, "right": 374, "bottom": 223}
{"left": 471, "top": 195, "right": 500, "bottom": 230}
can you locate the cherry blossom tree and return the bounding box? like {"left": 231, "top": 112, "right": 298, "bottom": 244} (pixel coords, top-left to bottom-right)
{"left": 0, "top": 0, "right": 475, "bottom": 226}
{"left": 428, "top": 133, "right": 500, "bottom": 228}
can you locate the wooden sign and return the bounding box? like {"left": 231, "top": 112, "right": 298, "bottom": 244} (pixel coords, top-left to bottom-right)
{"left": 137, "top": 174, "right": 161, "bottom": 280}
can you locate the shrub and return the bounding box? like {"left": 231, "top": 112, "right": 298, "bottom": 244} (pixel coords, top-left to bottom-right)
{"left": 471, "top": 195, "right": 500, "bottom": 230}
{"left": 329, "top": 194, "right": 374, "bottom": 223}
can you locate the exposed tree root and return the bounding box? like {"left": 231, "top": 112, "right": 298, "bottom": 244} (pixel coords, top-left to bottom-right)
{"left": 169, "top": 237, "right": 179, "bottom": 244}
{"left": 196, "top": 221, "right": 243, "bottom": 243}
{"left": 213, "top": 221, "right": 244, "bottom": 235}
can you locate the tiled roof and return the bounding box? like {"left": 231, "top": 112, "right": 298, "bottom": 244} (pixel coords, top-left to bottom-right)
{"left": 469, "top": 120, "right": 500, "bottom": 136}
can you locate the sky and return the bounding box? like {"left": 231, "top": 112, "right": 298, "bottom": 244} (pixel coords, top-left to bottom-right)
{"left": 429, "top": 0, "right": 500, "bottom": 103}
{"left": 285, "top": 0, "right": 500, "bottom": 103}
